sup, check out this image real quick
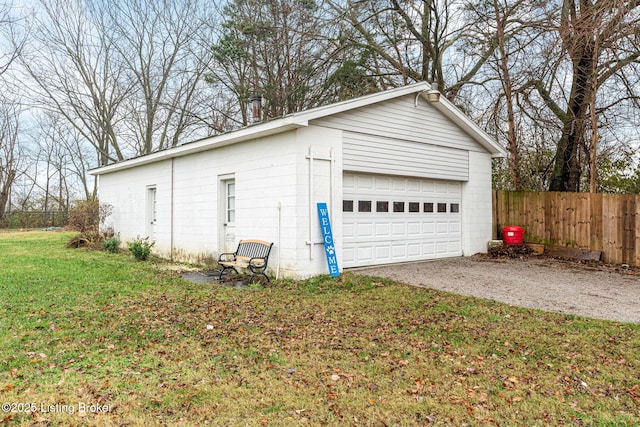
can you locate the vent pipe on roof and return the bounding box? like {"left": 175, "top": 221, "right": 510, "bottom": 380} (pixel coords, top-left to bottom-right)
{"left": 250, "top": 95, "right": 262, "bottom": 123}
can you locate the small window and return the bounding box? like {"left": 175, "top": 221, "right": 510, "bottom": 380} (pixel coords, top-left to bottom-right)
{"left": 226, "top": 182, "right": 235, "bottom": 223}
{"left": 358, "top": 200, "right": 372, "bottom": 212}
{"left": 376, "top": 201, "right": 389, "bottom": 212}
{"left": 343, "top": 200, "right": 354, "bottom": 212}
{"left": 450, "top": 203, "right": 460, "bottom": 213}
{"left": 393, "top": 201, "right": 405, "bottom": 212}
{"left": 424, "top": 202, "right": 434, "bottom": 213}
{"left": 409, "top": 202, "right": 420, "bottom": 212}
{"left": 437, "top": 203, "right": 447, "bottom": 213}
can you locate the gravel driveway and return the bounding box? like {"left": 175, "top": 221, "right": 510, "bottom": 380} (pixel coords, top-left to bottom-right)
{"left": 352, "top": 256, "right": 640, "bottom": 324}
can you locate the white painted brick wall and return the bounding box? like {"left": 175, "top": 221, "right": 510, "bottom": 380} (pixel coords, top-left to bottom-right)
{"left": 98, "top": 126, "right": 343, "bottom": 278}
{"left": 461, "top": 151, "right": 493, "bottom": 255}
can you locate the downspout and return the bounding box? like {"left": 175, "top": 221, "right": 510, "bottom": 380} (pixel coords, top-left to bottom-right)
{"left": 276, "top": 201, "right": 281, "bottom": 279}
{"left": 170, "top": 158, "right": 174, "bottom": 261}
{"left": 307, "top": 147, "right": 314, "bottom": 260}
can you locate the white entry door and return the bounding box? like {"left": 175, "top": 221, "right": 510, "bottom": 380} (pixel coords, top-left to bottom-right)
{"left": 146, "top": 186, "right": 157, "bottom": 241}
{"left": 222, "top": 179, "right": 236, "bottom": 252}
{"left": 342, "top": 173, "right": 462, "bottom": 268}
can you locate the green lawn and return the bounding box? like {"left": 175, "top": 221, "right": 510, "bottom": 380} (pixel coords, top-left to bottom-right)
{"left": 0, "top": 231, "right": 639, "bottom": 426}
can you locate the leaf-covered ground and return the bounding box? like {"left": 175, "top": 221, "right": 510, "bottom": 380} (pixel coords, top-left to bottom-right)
{"left": 1, "top": 231, "right": 639, "bottom": 426}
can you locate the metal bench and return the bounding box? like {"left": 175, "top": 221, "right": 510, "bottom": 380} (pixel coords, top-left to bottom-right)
{"left": 217, "top": 239, "right": 273, "bottom": 283}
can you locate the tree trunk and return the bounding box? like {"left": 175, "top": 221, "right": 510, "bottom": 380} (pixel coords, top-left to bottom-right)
{"left": 493, "top": 0, "right": 520, "bottom": 190}
{"left": 548, "top": 45, "right": 594, "bottom": 192}
{"left": 0, "top": 169, "right": 16, "bottom": 221}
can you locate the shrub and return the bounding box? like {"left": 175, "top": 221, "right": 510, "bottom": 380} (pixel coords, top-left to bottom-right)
{"left": 128, "top": 236, "right": 154, "bottom": 261}
{"left": 67, "top": 200, "right": 114, "bottom": 232}
{"left": 67, "top": 200, "right": 99, "bottom": 232}
{"left": 103, "top": 235, "right": 121, "bottom": 253}
{"left": 66, "top": 200, "right": 115, "bottom": 250}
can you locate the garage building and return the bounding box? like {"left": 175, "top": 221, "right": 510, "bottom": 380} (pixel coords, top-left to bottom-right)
{"left": 90, "top": 82, "right": 506, "bottom": 278}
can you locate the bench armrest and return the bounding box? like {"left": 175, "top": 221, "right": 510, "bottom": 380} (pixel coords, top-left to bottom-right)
{"left": 248, "top": 256, "right": 267, "bottom": 268}
{"left": 218, "top": 252, "right": 236, "bottom": 262}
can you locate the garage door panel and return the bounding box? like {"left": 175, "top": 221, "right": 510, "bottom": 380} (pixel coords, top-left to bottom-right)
{"left": 375, "top": 222, "right": 390, "bottom": 236}
{"left": 357, "top": 222, "right": 374, "bottom": 238}
{"left": 436, "top": 222, "right": 449, "bottom": 233}
{"left": 344, "top": 223, "right": 355, "bottom": 239}
{"left": 407, "top": 180, "right": 421, "bottom": 192}
{"left": 343, "top": 247, "right": 355, "bottom": 264}
{"left": 422, "top": 181, "right": 435, "bottom": 192}
{"left": 357, "top": 174, "right": 374, "bottom": 190}
{"left": 436, "top": 241, "right": 450, "bottom": 254}
{"left": 436, "top": 182, "right": 449, "bottom": 193}
{"left": 407, "top": 243, "right": 421, "bottom": 256}
{"left": 391, "top": 244, "right": 406, "bottom": 258}
{"left": 392, "top": 179, "right": 406, "bottom": 192}
{"left": 407, "top": 222, "right": 421, "bottom": 235}
{"left": 423, "top": 242, "right": 436, "bottom": 256}
{"left": 374, "top": 176, "right": 390, "bottom": 191}
{"left": 423, "top": 222, "right": 435, "bottom": 233}
{"left": 343, "top": 172, "right": 462, "bottom": 268}
{"left": 343, "top": 174, "right": 356, "bottom": 189}
{"left": 357, "top": 246, "right": 374, "bottom": 263}
{"left": 391, "top": 223, "right": 406, "bottom": 236}
{"left": 375, "top": 245, "right": 391, "bottom": 261}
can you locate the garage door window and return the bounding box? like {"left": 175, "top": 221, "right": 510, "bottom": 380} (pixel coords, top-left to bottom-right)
{"left": 437, "top": 203, "right": 447, "bottom": 213}
{"left": 450, "top": 203, "right": 460, "bottom": 213}
{"left": 376, "top": 201, "right": 389, "bottom": 212}
{"left": 424, "top": 202, "right": 434, "bottom": 213}
{"left": 409, "top": 202, "right": 420, "bottom": 212}
{"left": 393, "top": 202, "right": 405, "bottom": 212}
{"left": 358, "top": 200, "right": 372, "bottom": 212}
{"left": 343, "top": 200, "right": 354, "bottom": 212}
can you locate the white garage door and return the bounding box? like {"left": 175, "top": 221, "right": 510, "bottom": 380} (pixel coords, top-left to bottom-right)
{"left": 342, "top": 173, "right": 462, "bottom": 268}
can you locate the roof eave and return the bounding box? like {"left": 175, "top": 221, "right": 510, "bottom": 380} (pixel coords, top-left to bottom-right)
{"left": 89, "top": 118, "right": 308, "bottom": 175}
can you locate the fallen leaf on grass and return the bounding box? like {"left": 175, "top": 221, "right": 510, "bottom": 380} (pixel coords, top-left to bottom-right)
{"left": 407, "top": 378, "right": 425, "bottom": 394}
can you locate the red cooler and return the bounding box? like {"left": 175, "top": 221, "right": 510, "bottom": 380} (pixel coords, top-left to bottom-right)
{"left": 502, "top": 226, "right": 524, "bottom": 245}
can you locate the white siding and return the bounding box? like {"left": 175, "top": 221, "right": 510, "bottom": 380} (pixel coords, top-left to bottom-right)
{"left": 312, "top": 95, "right": 485, "bottom": 154}
{"left": 343, "top": 132, "right": 468, "bottom": 181}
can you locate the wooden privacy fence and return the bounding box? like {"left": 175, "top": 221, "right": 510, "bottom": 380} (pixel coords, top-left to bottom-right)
{"left": 493, "top": 191, "right": 639, "bottom": 266}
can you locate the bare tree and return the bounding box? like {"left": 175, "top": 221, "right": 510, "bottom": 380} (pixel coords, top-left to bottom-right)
{"left": 31, "top": 112, "right": 96, "bottom": 211}
{"left": 104, "top": 0, "right": 214, "bottom": 154}
{"left": 326, "top": 0, "right": 500, "bottom": 101}
{"left": 19, "top": 0, "right": 127, "bottom": 166}
{"left": 0, "top": 2, "right": 26, "bottom": 76}
{"left": 536, "top": 0, "right": 640, "bottom": 192}
{"left": 464, "top": 0, "right": 553, "bottom": 190}
{"left": 0, "top": 97, "right": 23, "bottom": 221}
{"left": 18, "top": 0, "right": 215, "bottom": 167}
